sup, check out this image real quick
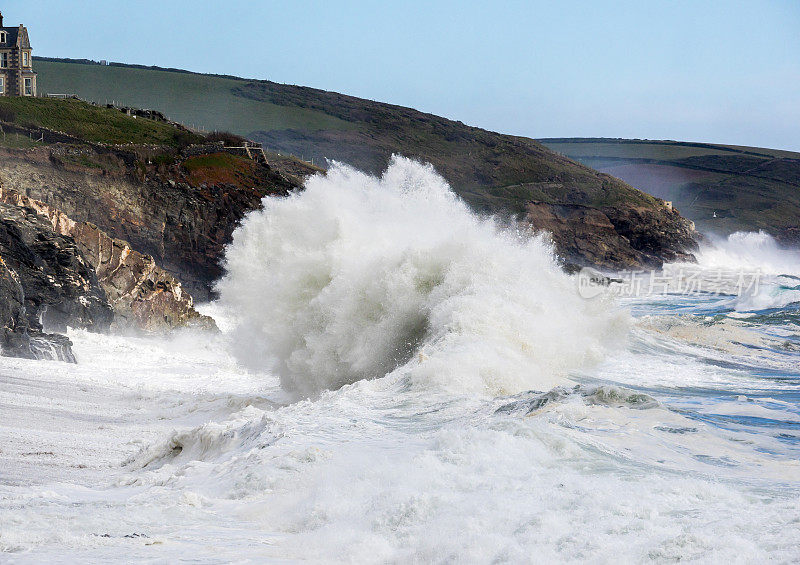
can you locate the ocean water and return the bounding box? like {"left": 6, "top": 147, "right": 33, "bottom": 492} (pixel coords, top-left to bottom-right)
{"left": 1, "top": 158, "right": 799, "bottom": 563}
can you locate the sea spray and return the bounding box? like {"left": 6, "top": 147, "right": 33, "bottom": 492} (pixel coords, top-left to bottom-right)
{"left": 666, "top": 231, "right": 800, "bottom": 311}
{"left": 4, "top": 201, "right": 800, "bottom": 562}
{"left": 216, "top": 156, "right": 627, "bottom": 397}
{"left": 695, "top": 230, "right": 800, "bottom": 275}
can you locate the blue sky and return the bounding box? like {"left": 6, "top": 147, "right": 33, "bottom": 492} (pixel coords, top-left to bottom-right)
{"left": 6, "top": 1, "right": 800, "bottom": 150}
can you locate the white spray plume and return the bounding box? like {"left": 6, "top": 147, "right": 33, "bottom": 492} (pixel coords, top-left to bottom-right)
{"left": 216, "top": 156, "right": 626, "bottom": 397}
{"left": 697, "top": 231, "right": 800, "bottom": 276}
{"left": 702, "top": 231, "right": 800, "bottom": 311}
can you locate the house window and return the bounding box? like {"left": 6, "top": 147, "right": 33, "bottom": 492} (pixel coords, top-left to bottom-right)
{"left": 24, "top": 77, "right": 32, "bottom": 96}
{"left": 0, "top": 53, "right": 7, "bottom": 68}
{"left": 0, "top": 32, "right": 6, "bottom": 44}
{"left": 0, "top": 77, "right": 5, "bottom": 95}
{"left": 23, "top": 52, "right": 29, "bottom": 67}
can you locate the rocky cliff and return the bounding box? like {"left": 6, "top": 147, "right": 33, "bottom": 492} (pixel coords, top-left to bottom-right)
{"left": 0, "top": 202, "right": 112, "bottom": 361}
{"left": 0, "top": 187, "right": 215, "bottom": 332}
{"left": 0, "top": 144, "right": 301, "bottom": 300}
{"left": 0, "top": 99, "right": 309, "bottom": 360}
{"left": 0, "top": 96, "right": 702, "bottom": 364}
{"left": 525, "top": 201, "right": 697, "bottom": 271}
{"left": 0, "top": 255, "right": 38, "bottom": 359}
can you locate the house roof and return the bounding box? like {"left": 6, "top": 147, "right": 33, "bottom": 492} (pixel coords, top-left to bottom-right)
{"left": 0, "top": 26, "right": 30, "bottom": 49}
{"left": 0, "top": 27, "right": 19, "bottom": 48}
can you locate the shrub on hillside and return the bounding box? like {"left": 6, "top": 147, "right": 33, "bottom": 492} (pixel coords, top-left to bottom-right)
{"left": 205, "top": 131, "right": 247, "bottom": 147}
{"left": 0, "top": 106, "right": 16, "bottom": 123}
{"left": 174, "top": 130, "right": 205, "bottom": 150}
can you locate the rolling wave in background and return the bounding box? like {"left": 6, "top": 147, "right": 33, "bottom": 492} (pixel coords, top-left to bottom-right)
{"left": 696, "top": 230, "right": 800, "bottom": 275}
{"left": 667, "top": 230, "right": 800, "bottom": 312}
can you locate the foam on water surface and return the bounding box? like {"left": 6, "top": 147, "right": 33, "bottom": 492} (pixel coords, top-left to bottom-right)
{"left": 2, "top": 161, "right": 800, "bottom": 563}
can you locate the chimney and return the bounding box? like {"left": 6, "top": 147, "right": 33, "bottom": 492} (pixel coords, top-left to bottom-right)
{"left": 0, "top": 12, "right": 4, "bottom": 27}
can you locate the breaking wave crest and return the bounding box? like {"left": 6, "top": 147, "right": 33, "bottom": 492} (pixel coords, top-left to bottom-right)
{"left": 697, "top": 231, "right": 800, "bottom": 276}
{"left": 216, "top": 156, "right": 626, "bottom": 397}
{"left": 695, "top": 231, "right": 800, "bottom": 311}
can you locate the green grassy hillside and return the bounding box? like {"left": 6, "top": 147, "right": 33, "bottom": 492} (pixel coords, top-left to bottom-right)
{"left": 540, "top": 138, "right": 800, "bottom": 239}
{"left": 35, "top": 60, "right": 357, "bottom": 136}
{"left": 34, "top": 58, "right": 659, "bottom": 215}
{"left": 0, "top": 95, "right": 316, "bottom": 190}
{"left": 0, "top": 96, "right": 200, "bottom": 146}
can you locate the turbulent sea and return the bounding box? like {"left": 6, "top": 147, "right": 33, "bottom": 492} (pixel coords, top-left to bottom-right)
{"left": 2, "top": 158, "right": 799, "bottom": 563}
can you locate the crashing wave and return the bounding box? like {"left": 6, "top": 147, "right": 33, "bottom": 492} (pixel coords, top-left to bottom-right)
{"left": 216, "top": 156, "right": 627, "bottom": 397}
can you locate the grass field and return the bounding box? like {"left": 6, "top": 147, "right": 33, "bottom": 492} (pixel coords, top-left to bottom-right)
{"left": 0, "top": 96, "right": 199, "bottom": 146}
{"left": 541, "top": 138, "right": 800, "bottom": 161}
{"left": 35, "top": 60, "right": 358, "bottom": 135}
{"left": 0, "top": 131, "right": 43, "bottom": 149}
{"left": 182, "top": 152, "right": 257, "bottom": 187}
{"left": 33, "top": 58, "right": 659, "bottom": 215}
{"left": 543, "top": 141, "right": 740, "bottom": 160}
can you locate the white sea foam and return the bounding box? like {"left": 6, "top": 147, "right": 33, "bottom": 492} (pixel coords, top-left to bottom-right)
{"left": 696, "top": 230, "right": 800, "bottom": 276}
{"left": 216, "top": 156, "right": 626, "bottom": 397}
{"left": 663, "top": 231, "right": 800, "bottom": 311}
{"left": 734, "top": 276, "right": 800, "bottom": 311}
{"left": 700, "top": 232, "right": 800, "bottom": 311}
{"left": 4, "top": 165, "right": 800, "bottom": 562}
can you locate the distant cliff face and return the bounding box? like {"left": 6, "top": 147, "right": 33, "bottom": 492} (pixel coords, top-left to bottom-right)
{"left": 540, "top": 138, "right": 800, "bottom": 242}
{"left": 524, "top": 202, "right": 697, "bottom": 271}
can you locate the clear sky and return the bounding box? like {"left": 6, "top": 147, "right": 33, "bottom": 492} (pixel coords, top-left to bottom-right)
{"left": 5, "top": 0, "right": 800, "bottom": 150}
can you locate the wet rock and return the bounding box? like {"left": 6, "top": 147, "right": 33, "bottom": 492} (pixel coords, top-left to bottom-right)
{"left": 525, "top": 201, "right": 697, "bottom": 271}
{"left": 0, "top": 256, "right": 34, "bottom": 359}
{"left": 0, "top": 202, "right": 112, "bottom": 334}
{"left": 601, "top": 204, "right": 698, "bottom": 266}
{"left": 0, "top": 205, "right": 104, "bottom": 362}
{"left": 495, "top": 384, "right": 659, "bottom": 415}
{"left": 28, "top": 331, "right": 76, "bottom": 363}
{"left": 0, "top": 189, "right": 215, "bottom": 332}
{"left": 582, "top": 385, "right": 659, "bottom": 409}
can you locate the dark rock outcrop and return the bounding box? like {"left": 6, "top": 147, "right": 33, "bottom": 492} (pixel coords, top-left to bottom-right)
{"left": 0, "top": 202, "right": 112, "bottom": 332}
{"left": 0, "top": 255, "right": 34, "bottom": 359}
{"left": 777, "top": 227, "right": 800, "bottom": 247}
{"left": 0, "top": 187, "right": 215, "bottom": 332}
{"left": 601, "top": 204, "right": 698, "bottom": 267}
{"left": 1, "top": 260, "right": 75, "bottom": 362}
{"left": 0, "top": 201, "right": 114, "bottom": 361}
{"left": 0, "top": 146, "right": 301, "bottom": 300}
{"left": 525, "top": 201, "right": 697, "bottom": 271}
